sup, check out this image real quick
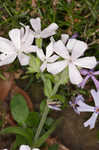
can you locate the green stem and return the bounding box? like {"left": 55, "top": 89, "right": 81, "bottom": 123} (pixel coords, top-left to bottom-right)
{"left": 34, "top": 103, "right": 49, "bottom": 142}
{"left": 33, "top": 81, "right": 61, "bottom": 143}
{"left": 36, "top": 38, "right": 42, "bottom": 48}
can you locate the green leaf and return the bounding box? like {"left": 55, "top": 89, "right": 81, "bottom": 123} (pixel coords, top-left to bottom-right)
{"left": 0, "top": 127, "right": 32, "bottom": 145}
{"left": 33, "top": 118, "right": 63, "bottom": 147}
{"left": 44, "top": 78, "right": 52, "bottom": 98}
{"left": 11, "top": 135, "right": 28, "bottom": 150}
{"left": 41, "top": 73, "right": 53, "bottom": 98}
{"left": 40, "top": 100, "right": 46, "bottom": 113}
{"left": 45, "top": 117, "right": 54, "bottom": 129}
{"left": 10, "top": 94, "right": 29, "bottom": 124}
{"left": 54, "top": 67, "right": 69, "bottom": 85}
{"left": 27, "top": 55, "right": 41, "bottom": 74}
{"left": 44, "top": 73, "right": 55, "bottom": 83}
{"left": 25, "top": 112, "right": 40, "bottom": 128}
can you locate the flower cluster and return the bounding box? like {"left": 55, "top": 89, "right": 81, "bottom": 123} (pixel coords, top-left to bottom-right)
{"left": 0, "top": 17, "right": 97, "bottom": 85}
{"left": 0, "top": 17, "right": 99, "bottom": 133}
{"left": 74, "top": 90, "right": 99, "bottom": 129}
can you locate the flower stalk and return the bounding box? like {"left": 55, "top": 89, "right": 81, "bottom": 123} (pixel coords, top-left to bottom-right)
{"left": 33, "top": 79, "right": 61, "bottom": 143}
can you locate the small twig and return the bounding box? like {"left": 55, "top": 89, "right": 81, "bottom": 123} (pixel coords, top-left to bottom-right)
{"left": 88, "top": 39, "right": 99, "bottom": 46}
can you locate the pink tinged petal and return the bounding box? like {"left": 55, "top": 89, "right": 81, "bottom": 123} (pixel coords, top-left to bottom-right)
{"left": 30, "top": 17, "right": 41, "bottom": 33}
{"left": 0, "top": 53, "right": 17, "bottom": 66}
{"left": 19, "top": 145, "right": 30, "bottom": 150}
{"left": 47, "top": 60, "right": 67, "bottom": 75}
{"left": 22, "top": 44, "right": 38, "bottom": 53}
{"left": 91, "top": 76, "right": 99, "bottom": 90}
{"left": 0, "top": 37, "right": 14, "bottom": 53}
{"left": 80, "top": 69, "right": 89, "bottom": 75}
{"left": 74, "top": 57, "right": 97, "bottom": 69}
{"left": 61, "top": 34, "right": 69, "bottom": 44}
{"left": 18, "top": 53, "right": 30, "bottom": 66}
{"left": 47, "top": 55, "right": 59, "bottom": 63}
{"left": 40, "top": 23, "right": 58, "bottom": 38}
{"left": 77, "top": 100, "right": 94, "bottom": 112}
{"left": 69, "top": 63, "right": 83, "bottom": 85}
{"left": 79, "top": 75, "right": 90, "bottom": 88}
{"left": 84, "top": 112, "right": 98, "bottom": 129}
{"left": 91, "top": 89, "right": 99, "bottom": 106}
{"left": 94, "top": 71, "right": 99, "bottom": 75}
{"left": 48, "top": 104, "right": 61, "bottom": 111}
{"left": 46, "top": 42, "right": 54, "bottom": 58}
{"left": 70, "top": 39, "right": 88, "bottom": 59}
{"left": 22, "top": 26, "right": 34, "bottom": 45}
{"left": 54, "top": 40, "right": 69, "bottom": 59}
{"left": 40, "top": 62, "right": 47, "bottom": 72}
{"left": 9, "top": 29, "right": 21, "bottom": 50}
{"left": 36, "top": 48, "right": 45, "bottom": 61}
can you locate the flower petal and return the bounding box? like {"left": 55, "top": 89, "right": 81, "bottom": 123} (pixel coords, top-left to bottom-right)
{"left": 77, "top": 99, "right": 94, "bottom": 112}
{"left": 22, "top": 44, "right": 38, "bottom": 53}
{"left": 36, "top": 48, "right": 45, "bottom": 61}
{"left": 30, "top": 17, "right": 41, "bottom": 33}
{"left": 79, "top": 75, "right": 90, "bottom": 88}
{"left": 47, "top": 60, "right": 67, "bottom": 74}
{"left": 94, "top": 71, "right": 99, "bottom": 75}
{"left": 84, "top": 112, "right": 98, "bottom": 129}
{"left": 69, "top": 63, "right": 83, "bottom": 84}
{"left": 91, "top": 89, "right": 99, "bottom": 106}
{"left": 0, "top": 37, "right": 15, "bottom": 53}
{"left": 46, "top": 42, "right": 54, "bottom": 58}
{"left": 91, "top": 76, "right": 99, "bottom": 90}
{"left": 47, "top": 55, "right": 59, "bottom": 63}
{"left": 18, "top": 53, "right": 30, "bottom": 66}
{"left": 74, "top": 57, "right": 97, "bottom": 69}
{"left": 19, "top": 145, "right": 30, "bottom": 150}
{"left": 54, "top": 40, "right": 69, "bottom": 59}
{"left": 67, "top": 39, "right": 87, "bottom": 58}
{"left": 21, "top": 26, "right": 34, "bottom": 45}
{"left": 61, "top": 34, "right": 69, "bottom": 44}
{"left": 9, "top": 29, "right": 21, "bottom": 49}
{"left": 40, "top": 23, "right": 58, "bottom": 38}
{"left": 80, "top": 69, "right": 89, "bottom": 76}
{"left": 0, "top": 53, "right": 17, "bottom": 66}
{"left": 40, "top": 62, "right": 47, "bottom": 72}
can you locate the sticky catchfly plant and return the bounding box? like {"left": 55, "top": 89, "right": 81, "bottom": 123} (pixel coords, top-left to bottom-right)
{"left": 79, "top": 69, "right": 99, "bottom": 90}
{"left": 30, "top": 17, "right": 58, "bottom": 39}
{"left": 47, "top": 39, "right": 97, "bottom": 84}
{"left": 0, "top": 26, "right": 38, "bottom": 66}
{"left": 76, "top": 89, "right": 99, "bottom": 129}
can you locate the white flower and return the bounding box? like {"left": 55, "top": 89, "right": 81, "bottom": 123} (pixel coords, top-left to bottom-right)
{"left": 47, "top": 39, "right": 97, "bottom": 84}
{"left": 30, "top": 17, "right": 58, "bottom": 39}
{"left": 20, "top": 145, "right": 40, "bottom": 150}
{"left": 37, "top": 38, "right": 59, "bottom": 72}
{"left": 76, "top": 89, "right": 99, "bottom": 129}
{"left": 0, "top": 26, "right": 38, "bottom": 66}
